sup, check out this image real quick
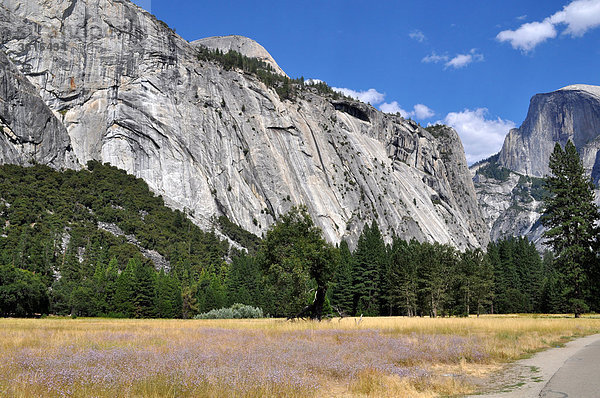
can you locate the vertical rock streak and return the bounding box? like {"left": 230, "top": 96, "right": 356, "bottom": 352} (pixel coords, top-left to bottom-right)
{"left": 0, "top": 0, "right": 487, "bottom": 248}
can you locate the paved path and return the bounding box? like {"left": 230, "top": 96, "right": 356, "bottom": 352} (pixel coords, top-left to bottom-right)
{"left": 539, "top": 338, "right": 600, "bottom": 397}
{"left": 467, "top": 334, "right": 600, "bottom": 398}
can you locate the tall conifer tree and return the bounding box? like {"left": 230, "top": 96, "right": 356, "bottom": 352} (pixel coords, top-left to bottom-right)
{"left": 543, "top": 141, "right": 600, "bottom": 316}
{"left": 352, "top": 221, "right": 386, "bottom": 316}
{"left": 329, "top": 240, "right": 354, "bottom": 316}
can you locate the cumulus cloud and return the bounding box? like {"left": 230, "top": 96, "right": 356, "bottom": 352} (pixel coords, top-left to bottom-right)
{"left": 332, "top": 87, "right": 386, "bottom": 104}
{"left": 497, "top": 20, "right": 557, "bottom": 51}
{"left": 380, "top": 101, "right": 408, "bottom": 115}
{"left": 439, "top": 108, "right": 516, "bottom": 164}
{"left": 409, "top": 30, "right": 426, "bottom": 42}
{"left": 380, "top": 102, "right": 435, "bottom": 120}
{"left": 550, "top": 0, "right": 600, "bottom": 36}
{"left": 413, "top": 104, "right": 436, "bottom": 119}
{"left": 445, "top": 49, "right": 484, "bottom": 69}
{"left": 497, "top": 0, "right": 600, "bottom": 52}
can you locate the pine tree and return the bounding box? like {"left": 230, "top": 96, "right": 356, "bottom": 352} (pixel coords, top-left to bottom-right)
{"left": 195, "top": 271, "right": 227, "bottom": 314}
{"left": 458, "top": 249, "right": 478, "bottom": 316}
{"left": 418, "top": 243, "right": 455, "bottom": 318}
{"left": 515, "top": 237, "right": 544, "bottom": 312}
{"left": 352, "top": 221, "right": 386, "bottom": 316}
{"left": 542, "top": 141, "right": 600, "bottom": 316}
{"left": 386, "top": 238, "right": 419, "bottom": 316}
{"left": 329, "top": 240, "right": 354, "bottom": 316}
{"left": 225, "top": 253, "right": 263, "bottom": 307}
{"left": 490, "top": 239, "right": 519, "bottom": 313}
{"left": 154, "top": 270, "right": 181, "bottom": 318}
{"left": 113, "top": 258, "right": 136, "bottom": 317}
{"left": 133, "top": 260, "right": 156, "bottom": 318}
{"left": 104, "top": 257, "right": 120, "bottom": 313}
{"left": 70, "top": 281, "right": 95, "bottom": 316}
{"left": 473, "top": 250, "right": 494, "bottom": 316}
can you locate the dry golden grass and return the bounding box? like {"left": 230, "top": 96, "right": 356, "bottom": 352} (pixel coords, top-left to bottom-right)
{"left": 0, "top": 315, "right": 599, "bottom": 397}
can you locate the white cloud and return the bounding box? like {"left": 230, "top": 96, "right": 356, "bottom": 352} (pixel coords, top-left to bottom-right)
{"left": 413, "top": 104, "right": 435, "bottom": 119}
{"left": 380, "top": 102, "right": 435, "bottom": 120}
{"left": 444, "top": 49, "right": 484, "bottom": 69}
{"left": 440, "top": 108, "right": 516, "bottom": 164}
{"left": 497, "top": 20, "right": 557, "bottom": 51}
{"left": 332, "top": 87, "right": 386, "bottom": 104}
{"left": 305, "top": 78, "right": 324, "bottom": 85}
{"left": 422, "top": 52, "right": 449, "bottom": 64}
{"left": 550, "top": 0, "right": 600, "bottom": 36}
{"left": 422, "top": 50, "right": 483, "bottom": 69}
{"left": 497, "top": 0, "right": 600, "bottom": 52}
{"left": 380, "top": 101, "right": 408, "bottom": 115}
{"left": 517, "top": 14, "right": 528, "bottom": 20}
{"left": 409, "top": 30, "right": 426, "bottom": 42}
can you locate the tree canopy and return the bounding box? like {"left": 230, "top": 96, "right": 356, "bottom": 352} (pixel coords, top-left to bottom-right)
{"left": 1, "top": 159, "right": 596, "bottom": 319}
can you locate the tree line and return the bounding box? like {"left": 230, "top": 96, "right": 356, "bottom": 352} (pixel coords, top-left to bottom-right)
{"left": 196, "top": 45, "right": 348, "bottom": 101}
{"left": 1, "top": 140, "right": 599, "bottom": 318}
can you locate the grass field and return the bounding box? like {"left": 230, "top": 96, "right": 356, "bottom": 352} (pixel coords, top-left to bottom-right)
{"left": 1, "top": 315, "right": 599, "bottom": 397}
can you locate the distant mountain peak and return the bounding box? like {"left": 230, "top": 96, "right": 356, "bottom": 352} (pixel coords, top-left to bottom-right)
{"left": 557, "top": 84, "right": 600, "bottom": 98}
{"left": 498, "top": 84, "right": 600, "bottom": 178}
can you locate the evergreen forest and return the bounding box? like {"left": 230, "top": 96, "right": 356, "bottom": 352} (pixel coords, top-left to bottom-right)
{"left": 0, "top": 156, "right": 597, "bottom": 318}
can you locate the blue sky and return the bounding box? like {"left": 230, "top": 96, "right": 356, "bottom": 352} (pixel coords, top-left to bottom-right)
{"left": 133, "top": 0, "right": 600, "bottom": 163}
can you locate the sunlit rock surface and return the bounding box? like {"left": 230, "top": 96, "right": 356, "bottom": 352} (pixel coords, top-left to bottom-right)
{"left": 0, "top": 0, "right": 488, "bottom": 248}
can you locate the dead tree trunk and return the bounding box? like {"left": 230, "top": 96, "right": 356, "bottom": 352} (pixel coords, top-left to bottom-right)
{"left": 289, "top": 286, "right": 327, "bottom": 321}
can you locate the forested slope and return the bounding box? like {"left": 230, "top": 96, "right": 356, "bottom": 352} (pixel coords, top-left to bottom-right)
{"left": 0, "top": 162, "right": 234, "bottom": 317}
{"left": 0, "top": 163, "right": 574, "bottom": 318}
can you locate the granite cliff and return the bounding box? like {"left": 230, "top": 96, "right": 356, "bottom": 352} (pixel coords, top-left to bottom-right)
{"left": 473, "top": 85, "right": 600, "bottom": 247}
{"left": 498, "top": 85, "right": 600, "bottom": 180}
{"left": 0, "top": 0, "right": 488, "bottom": 249}
{"left": 471, "top": 157, "right": 545, "bottom": 247}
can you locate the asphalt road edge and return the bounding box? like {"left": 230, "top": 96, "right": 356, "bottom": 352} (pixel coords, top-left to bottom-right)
{"left": 466, "top": 333, "right": 600, "bottom": 397}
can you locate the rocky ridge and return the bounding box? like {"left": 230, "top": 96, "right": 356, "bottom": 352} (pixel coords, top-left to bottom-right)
{"left": 498, "top": 84, "right": 600, "bottom": 180}
{"left": 473, "top": 85, "right": 600, "bottom": 247}
{"left": 191, "top": 35, "right": 288, "bottom": 77}
{"left": 0, "top": 0, "right": 488, "bottom": 249}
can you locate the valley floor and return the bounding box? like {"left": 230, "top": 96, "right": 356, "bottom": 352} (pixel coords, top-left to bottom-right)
{"left": 1, "top": 316, "right": 599, "bottom": 397}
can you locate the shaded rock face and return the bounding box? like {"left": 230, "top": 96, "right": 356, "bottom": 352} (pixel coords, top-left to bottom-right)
{"left": 498, "top": 85, "right": 600, "bottom": 179}
{"left": 0, "top": 51, "right": 76, "bottom": 168}
{"left": 0, "top": 0, "right": 488, "bottom": 249}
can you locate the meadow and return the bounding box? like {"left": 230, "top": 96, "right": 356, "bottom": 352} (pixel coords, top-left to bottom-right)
{"left": 1, "top": 316, "right": 599, "bottom": 397}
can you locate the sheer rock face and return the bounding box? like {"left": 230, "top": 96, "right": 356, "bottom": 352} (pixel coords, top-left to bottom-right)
{"left": 498, "top": 85, "right": 600, "bottom": 180}
{"left": 0, "top": 50, "right": 77, "bottom": 168}
{"left": 474, "top": 85, "right": 600, "bottom": 247}
{"left": 0, "top": 0, "right": 488, "bottom": 248}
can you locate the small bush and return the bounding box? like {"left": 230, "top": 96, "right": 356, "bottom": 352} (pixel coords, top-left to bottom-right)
{"left": 194, "top": 303, "right": 264, "bottom": 319}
